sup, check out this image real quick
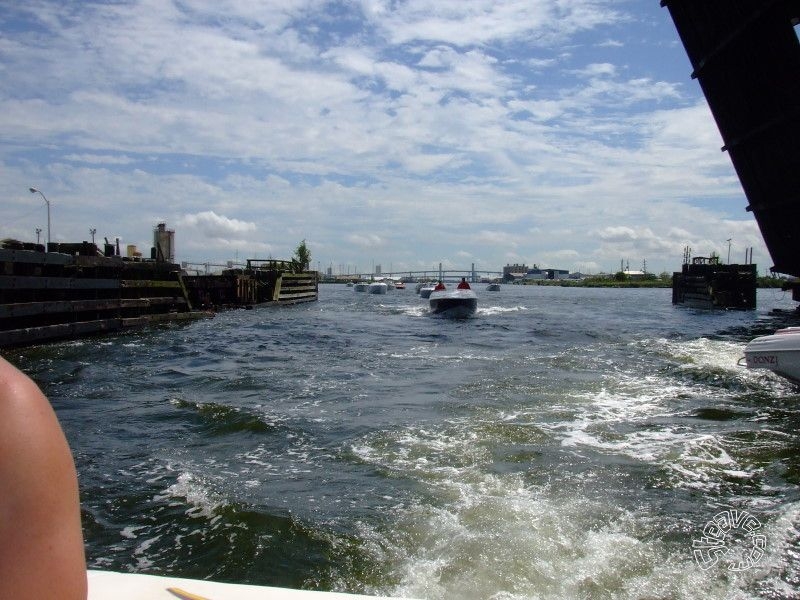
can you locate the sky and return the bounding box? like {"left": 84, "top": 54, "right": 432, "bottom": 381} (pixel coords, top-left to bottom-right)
{"left": 0, "top": 0, "right": 773, "bottom": 276}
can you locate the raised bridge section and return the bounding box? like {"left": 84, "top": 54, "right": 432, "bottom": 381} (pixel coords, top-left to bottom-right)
{"left": 661, "top": 0, "right": 800, "bottom": 277}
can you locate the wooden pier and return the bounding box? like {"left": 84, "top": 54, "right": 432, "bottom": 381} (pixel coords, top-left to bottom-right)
{"left": 0, "top": 241, "right": 207, "bottom": 347}
{"left": 672, "top": 256, "right": 757, "bottom": 309}
{"left": 0, "top": 242, "right": 318, "bottom": 348}
{"left": 183, "top": 259, "right": 318, "bottom": 308}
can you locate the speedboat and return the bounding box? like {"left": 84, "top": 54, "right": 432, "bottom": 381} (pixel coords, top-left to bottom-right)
{"left": 418, "top": 283, "right": 436, "bottom": 298}
{"left": 429, "top": 283, "right": 478, "bottom": 318}
{"left": 353, "top": 282, "right": 369, "bottom": 292}
{"left": 368, "top": 281, "right": 388, "bottom": 294}
{"left": 742, "top": 327, "right": 800, "bottom": 383}
{"left": 486, "top": 283, "right": 501, "bottom": 291}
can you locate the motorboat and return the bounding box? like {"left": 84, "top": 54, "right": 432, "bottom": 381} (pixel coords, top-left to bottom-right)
{"left": 742, "top": 327, "right": 800, "bottom": 383}
{"left": 395, "top": 281, "right": 406, "bottom": 290}
{"left": 418, "top": 283, "right": 436, "bottom": 298}
{"left": 368, "top": 281, "right": 388, "bottom": 294}
{"left": 353, "top": 282, "right": 369, "bottom": 292}
{"left": 429, "top": 281, "right": 478, "bottom": 318}
{"left": 486, "top": 283, "right": 501, "bottom": 291}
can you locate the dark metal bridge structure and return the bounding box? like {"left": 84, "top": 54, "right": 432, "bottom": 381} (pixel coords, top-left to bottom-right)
{"left": 661, "top": 0, "right": 800, "bottom": 293}
{"left": 329, "top": 269, "right": 503, "bottom": 283}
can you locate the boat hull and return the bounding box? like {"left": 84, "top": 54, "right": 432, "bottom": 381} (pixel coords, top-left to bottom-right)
{"left": 368, "top": 282, "right": 388, "bottom": 294}
{"left": 429, "top": 289, "right": 478, "bottom": 318}
{"left": 87, "top": 570, "right": 411, "bottom": 600}
{"left": 743, "top": 328, "right": 800, "bottom": 383}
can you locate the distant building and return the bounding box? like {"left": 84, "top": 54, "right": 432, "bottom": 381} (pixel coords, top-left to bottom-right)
{"left": 503, "top": 263, "right": 529, "bottom": 282}
{"left": 623, "top": 269, "right": 646, "bottom": 280}
{"left": 524, "top": 267, "right": 547, "bottom": 280}
{"left": 153, "top": 223, "right": 175, "bottom": 263}
{"left": 523, "top": 267, "right": 570, "bottom": 280}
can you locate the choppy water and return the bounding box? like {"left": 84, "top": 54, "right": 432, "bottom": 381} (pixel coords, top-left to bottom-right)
{"left": 8, "top": 284, "right": 800, "bottom": 599}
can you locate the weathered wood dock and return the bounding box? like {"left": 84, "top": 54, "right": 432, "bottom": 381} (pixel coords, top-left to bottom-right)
{"left": 672, "top": 256, "right": 757, "bottom": 309}
{"left": 0, "top": 242, "right": 318, "bottom": 348}
{"left": 0, "top": 241, "right": 206, "bottom": 347}
{"left": 183, "top": 259, "right": 318, "bottom": 308}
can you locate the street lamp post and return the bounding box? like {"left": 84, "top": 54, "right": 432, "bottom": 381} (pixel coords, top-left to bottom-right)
{"left": 90, "top": 228, "right": 96, "bottom": 245}
{"left": 29, "top": 187, "right": 50, "bottom": 250}
{"left": 35, "top": 227, "right": 42, "bottom": 245}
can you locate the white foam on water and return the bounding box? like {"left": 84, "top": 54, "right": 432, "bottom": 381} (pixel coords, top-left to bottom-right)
{"left": 349, "top": 333, "right": 799, "bottom": 599}
{"left": 355, "top": 467, "right": 753, "bottom": 600}
{"left": 543, "top": 376, "right": 698, "bottom": 467}
{"left": 400, "top": 305, "right": 432, "bottom": 317}
{"left": 478, "top": 305, "right": 528, "bottom": 316}
{"left": 651, "top": 336, "right": 795, "bottom": 392}
{"left": 355, "top": 424, "right": 795, "bottom": 599}
{"left": 120, "top": 525, "right": 146, "bottom": 539}
{"left": 659, "top": 337, "right": 746, "bottom": 372}
{"left": 155, "top": 471, "right": 226, "bottom": 518}
{"left": 132, "top": 534, "right": 161, "bottom": 570}
{"left": 532, "top": 336, "right": 788, "bottom": 494}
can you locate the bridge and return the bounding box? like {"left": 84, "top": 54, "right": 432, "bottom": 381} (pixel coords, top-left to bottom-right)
{"left": 323, "top": 267, "right": 503, "bottom": 284}
{"left": 181, "top": 260, "right": 505, "bottom": 283}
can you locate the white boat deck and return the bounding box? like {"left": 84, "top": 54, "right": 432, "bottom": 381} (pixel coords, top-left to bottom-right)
{"left": 88, "top": 570, "right": 412, "bottom": 600}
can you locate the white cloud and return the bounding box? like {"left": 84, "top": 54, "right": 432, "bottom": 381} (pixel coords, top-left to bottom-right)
{"left": 63, "top": 154, "right": 136, "bottom": 165}
{"left": 179, "top": 211, "right": 257, "bottom": 238}
{"left": 0, "top": 1, "right": 772, "bottom": 276}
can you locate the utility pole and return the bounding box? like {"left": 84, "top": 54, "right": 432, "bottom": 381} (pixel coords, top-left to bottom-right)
{"left": 29, "top": 188, "right": 50, "bottom": 250}
{"left": 726, "top": 238, "right": 732, "bottom": 264}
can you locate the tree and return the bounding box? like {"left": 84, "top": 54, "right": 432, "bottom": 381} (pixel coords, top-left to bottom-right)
{"left": 291, "top": 239, "right": 311, "bottom": 273}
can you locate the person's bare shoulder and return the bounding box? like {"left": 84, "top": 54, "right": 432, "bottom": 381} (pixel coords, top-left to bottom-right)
{"left": 0, "top": 356, "right": 87, "bottom": 600}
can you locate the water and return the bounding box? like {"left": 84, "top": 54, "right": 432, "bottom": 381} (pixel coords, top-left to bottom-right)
{"left": 8, "top": 284, "right": 800, "bottom": 599}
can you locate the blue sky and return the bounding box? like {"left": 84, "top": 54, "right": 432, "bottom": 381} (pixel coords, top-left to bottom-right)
{"left": 1, "top": 0, "right": 769, "bottom": 275}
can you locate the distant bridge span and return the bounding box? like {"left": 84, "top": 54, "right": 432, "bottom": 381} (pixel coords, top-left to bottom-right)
{"left": 328, "top": 269, "right": 503, "bottom": 283}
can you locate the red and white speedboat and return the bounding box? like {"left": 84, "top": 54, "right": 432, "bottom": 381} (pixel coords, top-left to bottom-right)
{"left": 428, "top": 280, "right": 478, "bottom": 318}
{"left": 743, "top": 327, "right": 800, "bottom": 383}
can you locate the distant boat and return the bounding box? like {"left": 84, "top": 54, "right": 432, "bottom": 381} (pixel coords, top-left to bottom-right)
{"left": 395, "top": 281, "right": 406, "bottom": 290}
{"left": 486, "top": 283, "right": 501, "bottom": 291}
{"left": 353, "top": 282, "right": 369, "bottom": 292}
{"left": 429, "top": 281, "right": 477, "bottom": 318}
{"left": 418, "top": 283, "right": 436, "bottom": 298}
{"left": 368, "top": 281, "right": 388, "bottom": 294}
{"left": 742, "top": 327, "right": 800, "bottom": 384}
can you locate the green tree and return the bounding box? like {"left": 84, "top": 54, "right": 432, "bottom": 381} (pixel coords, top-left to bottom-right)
{"left": 291, "top": 239, "right": 311, "bottom": 273}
